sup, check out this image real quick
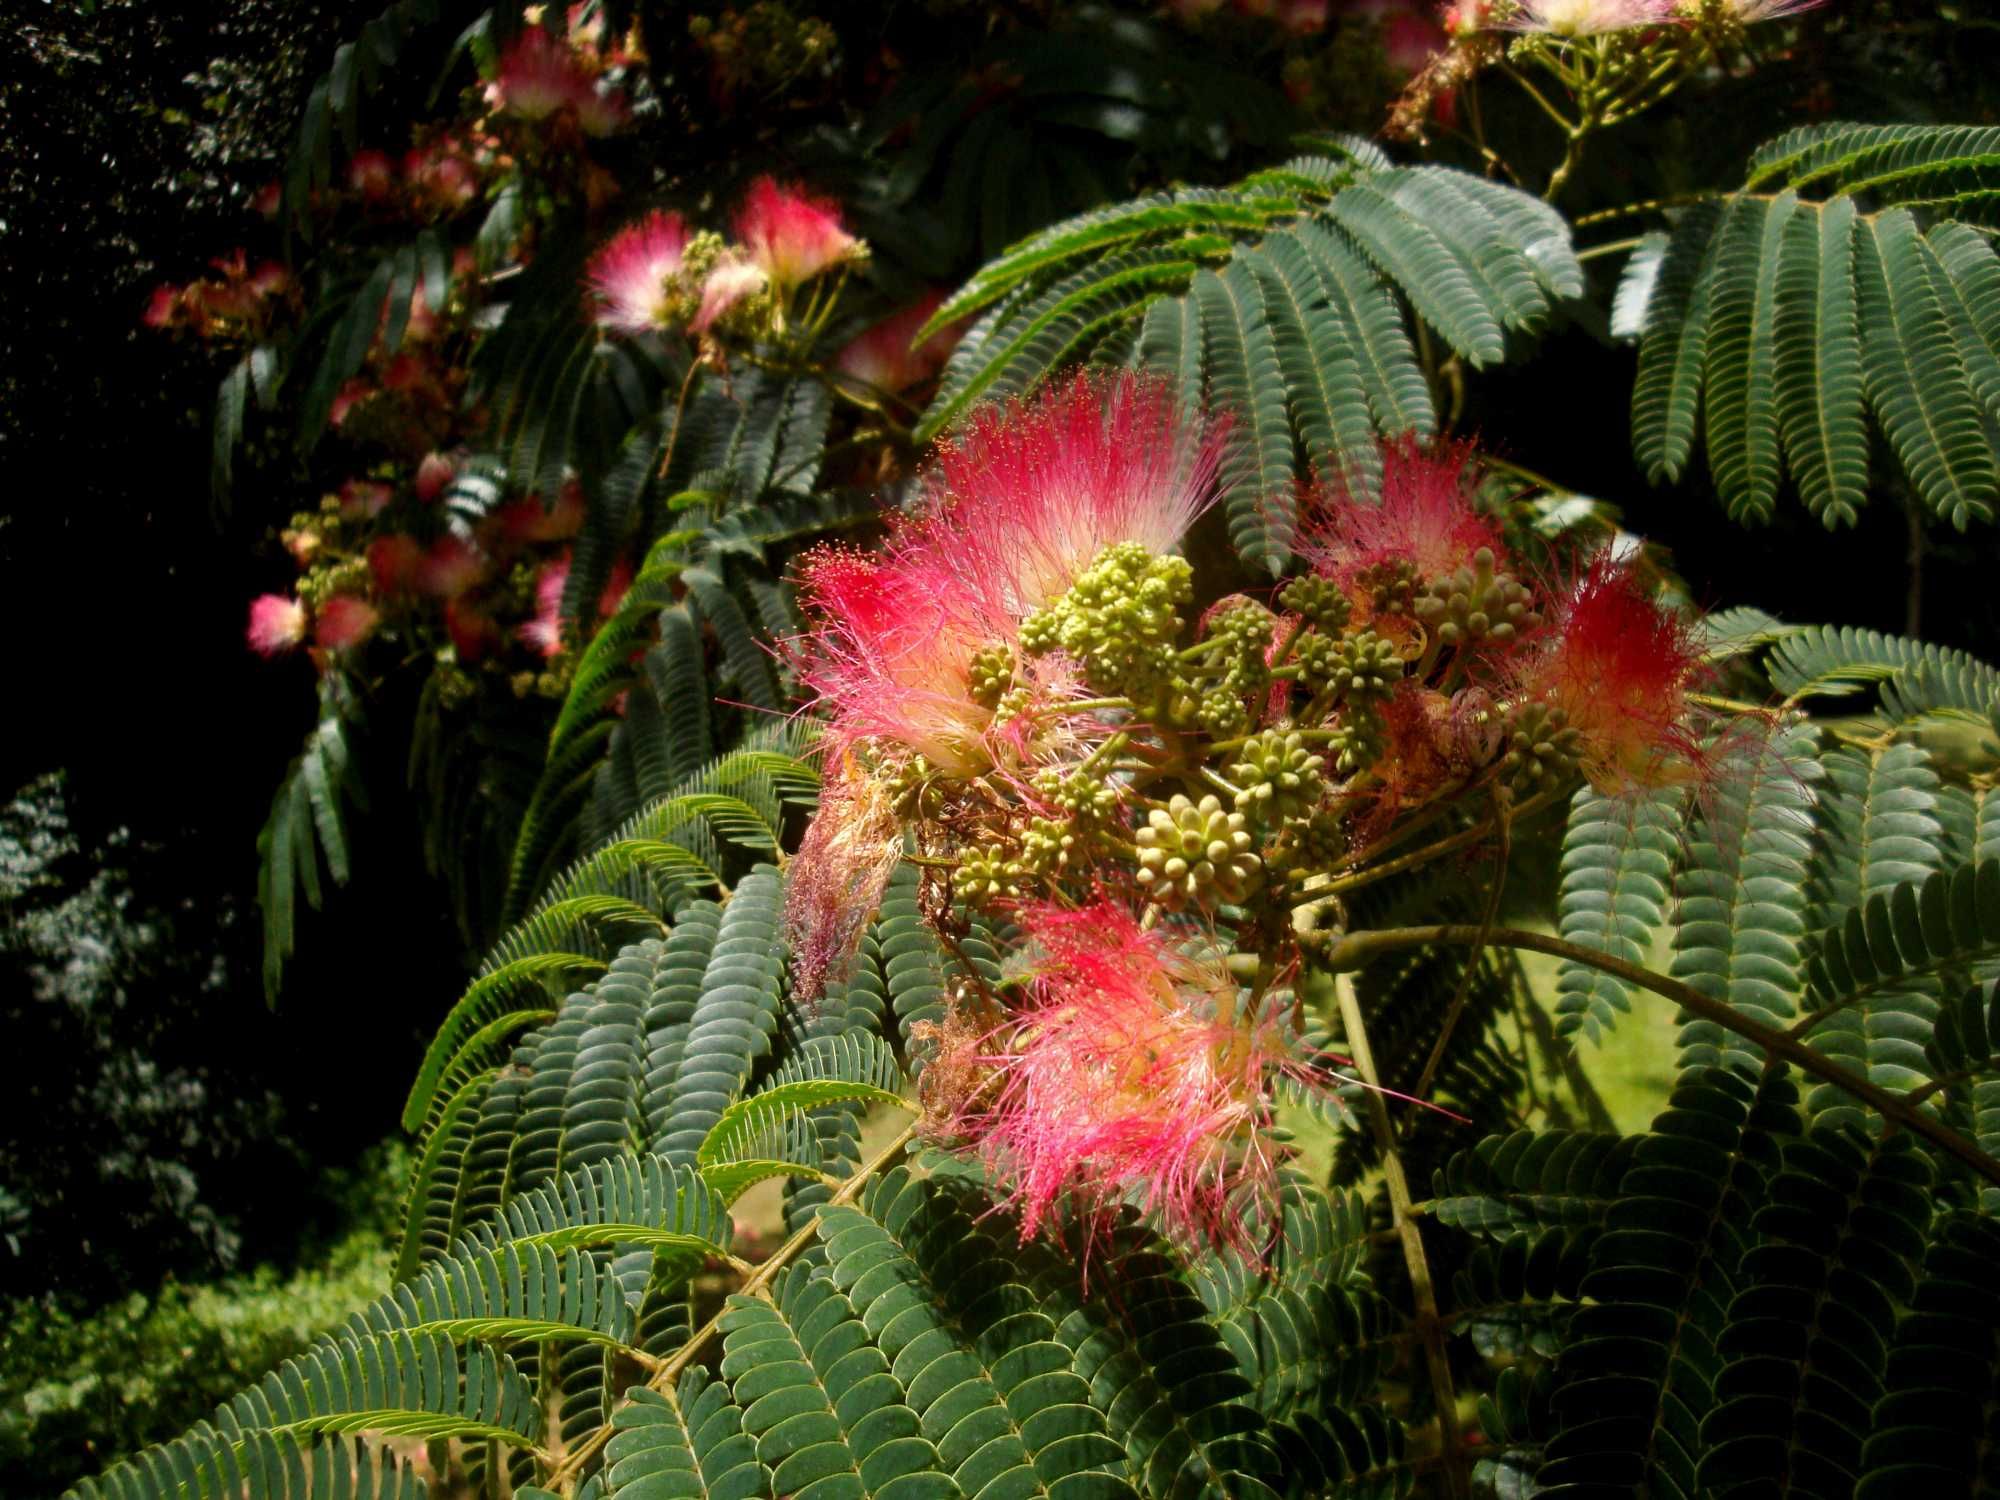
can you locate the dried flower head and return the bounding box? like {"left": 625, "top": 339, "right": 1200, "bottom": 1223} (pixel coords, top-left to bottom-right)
{"left": 586, "top": 211, "right": 691, "bottom": 334}
{"left": 732, "top": 177, "right": 859, "bottom": 292}
{"left": 1509, "top": 552, "right": 1706, "bottom": 791}
{"left": 783, "top": 757, "right": 907, "bottom": 1003}
{"left": 927, "top": 900, "right": 1299, "bottom": 1254}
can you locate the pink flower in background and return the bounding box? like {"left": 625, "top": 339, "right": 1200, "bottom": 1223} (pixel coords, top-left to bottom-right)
{"left": 928, "top": 900, "right": 1298, "bottom": 1254}
{"left": 520, "top": 550, "right": 631, "bottom": 658}
{"left": 495, "top": 482, "right": 586, "bottom": 544}
{"left": 347, "top": 149, "right": 396, "bottom": 200}
{"left": 1279, "top": 0, "right": 1330, "bottom": 32}
{"left": 572, "top": 85, "right": 632, "bottom": 138}
{"left": 367, "top": 534, "right": 424, "bottom": 592}
{"left": 489, "top": 28, "right": 587, "bottom": 120}
{"left": 689, "top": 253, "right": 768, "bottom": 333}
{"left": 446, "top": 599, "right": 500, "bottom": 663}
{"left": 833, "top": 291, "right": 962, "bottom": 395}
{"left": 406, "top": 144, "right": 478, "bottom": 213}
{"left": 586, "top": 211, "right": 691, "bottom": 333}
{"left": 920, "top": 370, "right": 1225, "bottom": 621}
{"left": 142, "top": 285, "right": 180, "bottom": 329}
{"left": 251, "top": 181, "right": 283, "bottom": 218}
{"left": 247, "top": 595, "right": 308, "bottom": 657}
{"left": 414, "top": 452, "right": 456, "bottom": 503}
{"left": 416, "top": 535, "right": 486, "bottom": 600}
{"left": 733, "top": 177, "right": 858, "bottom": 292}
{"left": 783, "top": 756, "right": 906, "bottom": 1003}
{"left": 328, "top": 378, "right": 373, "bottom": 430}
{"left": 313, "top": 596, "right": 380, "bottom": 652}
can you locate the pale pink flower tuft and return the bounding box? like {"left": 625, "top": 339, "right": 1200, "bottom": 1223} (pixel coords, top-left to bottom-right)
{"left": 783, "top": 757, "right": 906, "bottom": 1003}
{"left": 688, "top": 253, "right": 768, "bottom": 334}
{"left": 520, "top": 550, "right": 630, "bottom": 658}
{"left": 920, "top": 369, "right": 1227, "bottom": 621}
{"left": 247, "top": 595, "right": 307, "bottom": 657}
{"left": 586, "top": 211, "right": 691, "bottom": 334}
{"left": 1493, "top": 0, "right": 1673, "bottom": 33}
{"left": 732, "top": 177, "right": 858, "bottom": 292}
{"left": 490, "top": 28, "right": 587, "bottom": 120}
{"left": 833, "top": 291, "right": 962, "bottom": 395}
{"left": 313, "top": 595, "right": 380, "bottom": 652}
{"left": 929, "top": 900, "right": 1302, "bottom": 1254}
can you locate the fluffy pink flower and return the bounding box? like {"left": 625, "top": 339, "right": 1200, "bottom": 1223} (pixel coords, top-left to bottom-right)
{"left": 571, "top": 85, "right": 631, "bottom": 139}
{"left": 928, "top": 900, "right": 1303, "bottom": 1254}
{"left": 406, "top": 144, "right": 478, "bottom": 213}
{"left": 1298, "top": 436, "right": 1507, "bottom": 591}
{"left": 1493, "top": 0, "right": 1672, "bottom": 33}
{"left": 142, "top": 285, "right": 180, "bottom": 329}
{"left": 1508, "top": 552, "right": 1707, "bottom": 791}
{"left": 919, "top": 370, "right": 1226, "bottom": 622}
{"left": 414, "top": 451, "right": 456, "bottom": 503}
{"left": 313, "top": 595, "right": 380, "bottom": 652}
{"left": 329, "top": 378, "right": 373, "bottom": 430}
{"left": 337, "top": 479, "right": 390, "bottom": 524}
{"left": 792, "top": 545, "right": 1006, "bottom": 775}
{"left": 833, "top": 292, "right": 962, "bottom": 395}
{"left": 490, "top": 28, "right": 586, "bottom": 120}
{"left": 519, "top": 550, "right": 629, "bottom": 657}
{"left": 732, "top": 177, "right": 859, "bottom": 292}
{"left": 586, "top": 211, "right": 691, "bottom": 333}
{"left": 247, "top": 595, "right": 307, "bottom": 657}
{"left": 783, "top": 757, "right": 906, "bottom": 1003}
{"left": 688, "top": 253, "right": 768, "bottom": 334}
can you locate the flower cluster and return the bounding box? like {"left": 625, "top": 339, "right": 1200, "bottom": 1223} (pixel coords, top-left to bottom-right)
{"left": 786, "top": 380, "right": 1723, "bottom": 1250}
{"left": 583, "top": 177, "right": 865, "bottom": 342}
{"left": 484, "top": 17, "right": 633, "bottom": 139}
{"left": 143, "top": 251, "right": 293, "bottom": 340}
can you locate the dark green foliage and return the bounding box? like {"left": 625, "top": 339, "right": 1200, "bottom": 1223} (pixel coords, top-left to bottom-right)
{"left": 1620, "top": 124, "right": 2000, "bottom": 526}
{"left": 919, "top": 151, "right": 1579, "bottom": 572}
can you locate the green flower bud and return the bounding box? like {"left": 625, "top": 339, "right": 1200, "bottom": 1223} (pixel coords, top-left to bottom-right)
{"left": 1017, "top": 818, "right": 1080, "bottom": 877}
{"left": 1298, "top": 629, "right": 1401, "bottom": 704}
{"left": 1279, "top": 575, "right": 1352, "bottom": 633}
{"left": 1329, "top": 706, "right": 1386, "bottom": 774}
{"left": 1501, "top": 701, "right": 1584, "bottom": 789}
{"left": 1133, "top": 793, "right": 1261, "bottom": 909}
{"left": 955, "top": 847, "right": 1019, "bottom": 907}
{"left": 1032, "top": 765, "right": 1120, "bottom": 821}
{"left": 1412, "top": 547, "right": 1542, "bottom": 647}
{"left": 1019, "top": 541, "right": 1192, "bottom": 699}
{"left": 1226, "top": 730, "right": 1328, "bottom": 823}
{"left": 968, "top": 643, "right": 1014, "bottom": 710}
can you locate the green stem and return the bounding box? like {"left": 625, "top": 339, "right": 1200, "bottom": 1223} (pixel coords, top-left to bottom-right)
{"left": 1334, "top": 974, "right": 1466, "bottom": 1500}
{"left": 1326, "top": 925, "right": 2000, "bottom": 1189}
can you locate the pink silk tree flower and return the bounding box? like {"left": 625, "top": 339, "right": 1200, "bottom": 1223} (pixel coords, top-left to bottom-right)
{"left": 313, "top": 596, "right": 380, "bottom": 652}
{"left": 367, "top": 534, "right": 424, "bottom": 593}
{"left": 346, "top": 149, "right": 396, "bottom": 201}
{"left": 833, "top": 291, "right": 961, "bottom": 395}
{"left": 732, "top": 177, "right": 859, "bottom": 293}
{"left": 917, "top": 369, "right": 1227, "bottom": 623}
{"left": 1508, "top": 552, "right": 1708, "bottom": 791}
{"left": 1297, "top": 435, "right": 1508, "bottom": 592}
{"left": 247, "top": 595, "right": 308, "bottom": 657}
{"left": 586, "top": 211, "right": 691, "bottom": 333}
{"left": 688, "top": 252, "right": 768, "bottom": 334}
{"left": 926, "top": 900, "right": 1302, "bottom": 1255}
{"left": 1493, "top": 0, "right": 1673, "bottom": 33}
{"left": 495, "top": 481, "right": 586, "bottom": 544}
{"left": 489, "top": 27, "right": 589, "bottom": 121}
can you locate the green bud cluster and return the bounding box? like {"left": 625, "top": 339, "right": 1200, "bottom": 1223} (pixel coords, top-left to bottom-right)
{"left": 1501, "top": 702, "right": 1584, "bottom": 788}
{"left": 1279, "top": 575, "right": 1352, "bottom": 633}
{"left": 1016, "top": 818, "right": 1080, "bottom": 878}
{"left": 955, "top": 846, "right": 1019, "bottom": 907}
{"left": 968, "top": 644, "right": 1014, "bottom": 710}
{"left": 1329, "top": 706, "right": 1387, "bottom": 774}
{"left": 1413, "top": 548, "right": 1541, "bottom": 648}
{"left": 886, "top": 756, "right": 946, "bottom": 818}
{"left": 1019, "top": 542, "right": 1191, "bottom": 700}
{"left": 1032, "top": 765, "right": 1120, "bottom": 821}
{"left": 1134, "top": 794, "right": 1261, "bottom": 910}
{"left": 1297, "top": 629, "right": 1402, "bottom": 704}
{"left": 1351, "top": 558, "right": 1417, "bottom": 617}
{"left": 1226, "top": 730, "right": 1327, "bottom": 824}
{"left": 1190, "top": 598, "right": 1275, "bottom": 739}
{"left": 1195, "top": 688, "right": 1252, "bottom": 739}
